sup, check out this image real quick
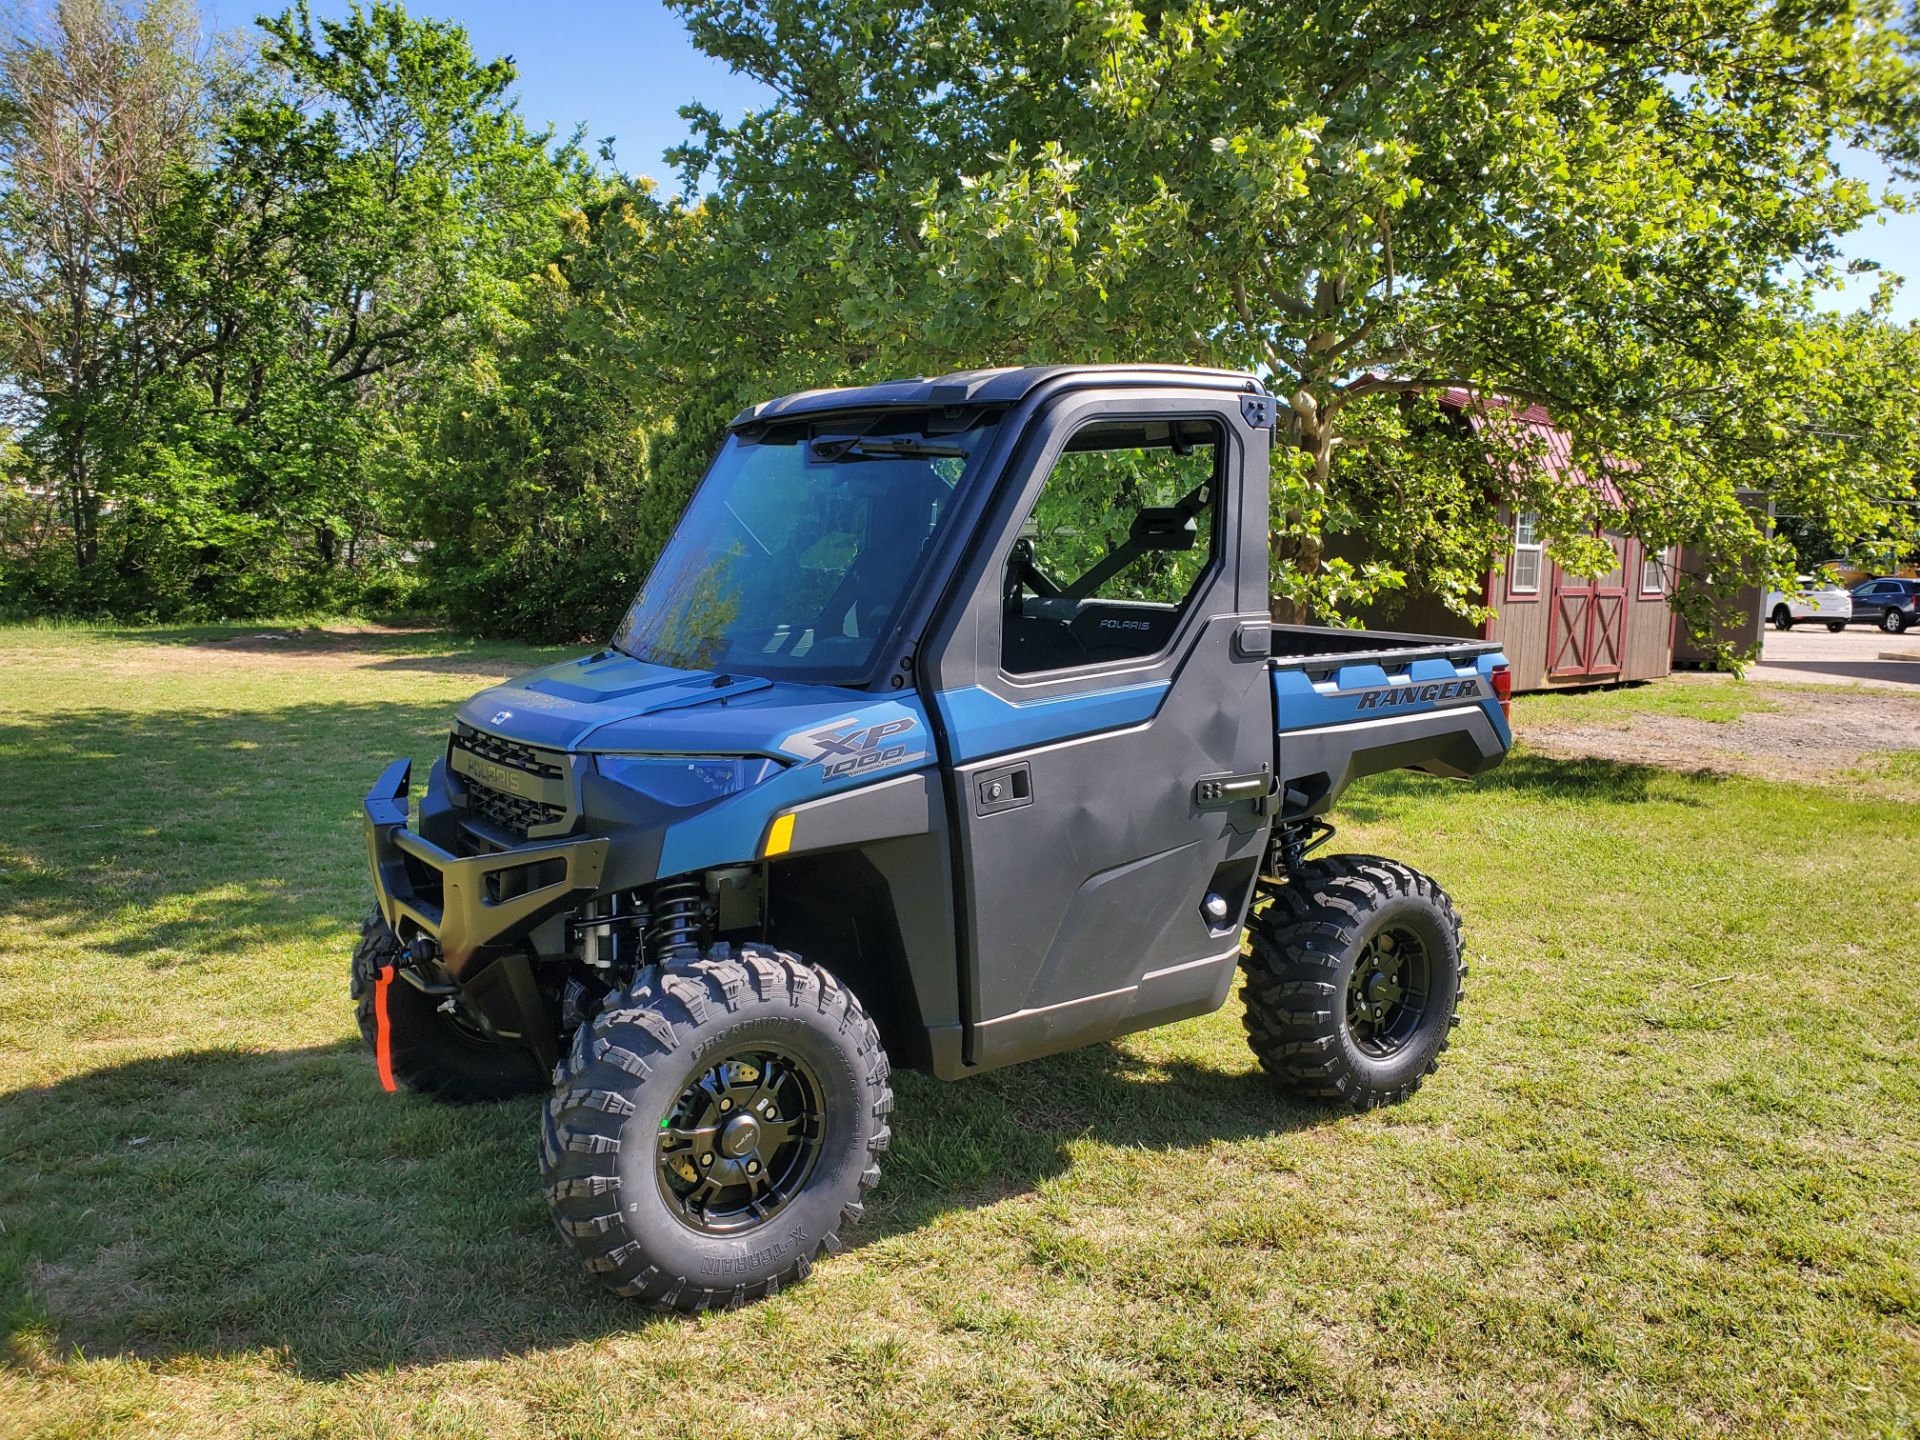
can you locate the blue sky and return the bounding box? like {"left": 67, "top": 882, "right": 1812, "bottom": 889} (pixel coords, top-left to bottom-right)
{"left": 217, "top": 0, "right": 1918, "bottom": 323}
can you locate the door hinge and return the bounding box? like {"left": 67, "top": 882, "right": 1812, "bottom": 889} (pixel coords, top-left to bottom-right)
{"left": 1194, "top": 766, "right": 1275, "bottom": 813}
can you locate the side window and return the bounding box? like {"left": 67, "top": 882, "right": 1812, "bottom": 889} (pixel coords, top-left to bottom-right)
{"left": 1002, "top": 418, "right": 1221, "bottom": 675}
{"left": 1509, "top": 510, "right": 1543, "bottom": 595}
{"left": 1639, "top": 544, "right": 1670, "bottom": 596}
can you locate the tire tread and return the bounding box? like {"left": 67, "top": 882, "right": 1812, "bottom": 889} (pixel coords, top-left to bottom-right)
{"left": 1241, "top": 854, "right": 1465, "bottom": 1111}
{"left": 541, "top": 943, "right": 889, "bottom": 1311}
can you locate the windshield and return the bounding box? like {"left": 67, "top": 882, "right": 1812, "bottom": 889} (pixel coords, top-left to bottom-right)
{"left": 613, "top": 414, "right": 1000, "bottom": 679}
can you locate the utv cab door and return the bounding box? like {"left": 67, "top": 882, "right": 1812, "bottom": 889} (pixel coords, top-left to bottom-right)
{"left": 925, "top": 388, "right": 1275, "bottom": 1073}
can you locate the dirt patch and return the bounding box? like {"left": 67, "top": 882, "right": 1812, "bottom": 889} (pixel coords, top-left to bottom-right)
{"left": 1521, "top": 684, "right": 1920, "bottom": 789}
{"left": 44, "top": 624, "right": 557, "bottom": 681}
{"left": 199, "top": 623, "right": 436, "bottom": 646}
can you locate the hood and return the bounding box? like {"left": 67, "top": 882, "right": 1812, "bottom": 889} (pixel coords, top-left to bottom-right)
{"left": 457, "top": 649, "right": 909, "bottom": 758}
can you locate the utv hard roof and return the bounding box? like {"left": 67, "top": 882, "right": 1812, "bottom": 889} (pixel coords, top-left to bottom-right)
{"left": 729, "top": 364, "right": 1265, "bottom": 428}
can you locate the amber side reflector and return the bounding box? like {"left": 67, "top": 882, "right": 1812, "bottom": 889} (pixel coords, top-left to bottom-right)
{"left": 1491, "top": 664, "right": 1513, "bottom": 720}
{"left": 763, "top": 812, "right": 796, "bottom": 858}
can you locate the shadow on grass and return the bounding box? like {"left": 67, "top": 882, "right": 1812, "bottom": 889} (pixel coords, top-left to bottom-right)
{"left": 0, "top": 699, "right": 483, "bottom": 962}
{"left": 1339, "top": 750, "right": 1714, "bottom": 824}
{"left": 0, "top": 1034, "right": 1317, "bottom": 1377}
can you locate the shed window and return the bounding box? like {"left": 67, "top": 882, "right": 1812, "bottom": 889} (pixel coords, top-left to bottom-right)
{"left": 1509, "top": 510, "right": 1542, "bottom": 595}
{"left": 1639, "top": 544, "right": 1670, "bottom": 596}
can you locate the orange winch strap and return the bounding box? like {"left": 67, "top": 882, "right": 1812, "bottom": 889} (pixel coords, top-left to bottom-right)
{"left": 373, "top": 964, "right": 398, "bottom": 1092}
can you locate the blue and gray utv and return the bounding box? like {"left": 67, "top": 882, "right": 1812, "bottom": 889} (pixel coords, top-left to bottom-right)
{"left": 356, "top": 364, "right": 1513, "bottom": 1309}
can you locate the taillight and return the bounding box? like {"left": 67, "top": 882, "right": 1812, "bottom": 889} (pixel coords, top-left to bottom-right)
{"left": 1491, "top": 663, "right": 1512, "bottom": 721}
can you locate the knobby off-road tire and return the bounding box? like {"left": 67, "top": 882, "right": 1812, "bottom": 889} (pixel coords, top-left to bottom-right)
{"left": 1241, "top": 855, "right": 1465, "bottom": 1110}
{"left": 349, "top": 908, "right": 545, "bottom": 1103}
{"left": 541, "top": 944, "right": 891, "bottom": 1311}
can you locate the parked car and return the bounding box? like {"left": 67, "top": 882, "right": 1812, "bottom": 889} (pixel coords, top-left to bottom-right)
{"left": 1766, "top": 576, "right": 1853, "bottom": 632}
{"left": 1847, "top": 577, "right": 1920, "bottom": 635}
{"left": 1825, "top": 556, "right": 1918, "bottom": 588}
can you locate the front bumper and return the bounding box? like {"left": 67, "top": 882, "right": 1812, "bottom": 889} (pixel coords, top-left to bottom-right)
{"left": 363, "top": 757, "right": 610, "bottom": 977}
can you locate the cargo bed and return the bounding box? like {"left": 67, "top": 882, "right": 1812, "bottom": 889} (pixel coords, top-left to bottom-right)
{"left": 1264, "top": 625, "right": 1511, "bottom": 819}
{"left": 1264, "top": 623, "right": 1501, "bottom": 676}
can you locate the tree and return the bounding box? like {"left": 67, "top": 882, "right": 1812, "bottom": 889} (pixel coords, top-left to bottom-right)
{"left": 408, "top": 182, "right": 675, "bottom": 640}
{"left": 0, "top": 0, "right": 584, "bottom": 618}
{"left": 130, "top": 1, "right": 581, "bottom": 613}
{"left": 0, "top": 0, "right": 213, "bottom": 586}
{"left": 657, "top": 0, "right": 1920, "bottom": 631}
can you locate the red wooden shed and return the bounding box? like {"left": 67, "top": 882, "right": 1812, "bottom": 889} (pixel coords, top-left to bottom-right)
{"left": 1336, "top": 390, "right": 1678, "bottom": 692}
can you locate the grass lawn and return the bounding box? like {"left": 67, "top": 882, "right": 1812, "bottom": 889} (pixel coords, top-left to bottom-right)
{"left": 2, "top": 625, "right": 1916, "bottom": 1439}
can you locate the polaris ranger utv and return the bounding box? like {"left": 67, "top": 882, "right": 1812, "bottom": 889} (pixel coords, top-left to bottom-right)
{"left": 356, "top": 364, "right": 1513, "bottom": 1310}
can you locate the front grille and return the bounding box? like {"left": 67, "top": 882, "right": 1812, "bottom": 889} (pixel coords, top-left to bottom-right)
{"left": 453, "top": 723, "right": 564, "bottom": 779}
{"left": 450, "top": 723, "right": 569, "bottom": 838}
{"left": 465, "top": 782, "right": 567, "bottom": 837}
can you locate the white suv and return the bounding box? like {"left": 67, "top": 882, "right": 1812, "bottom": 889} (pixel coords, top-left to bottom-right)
{"left": 1765, "top": 576, "right": 1853, "bottom": 632}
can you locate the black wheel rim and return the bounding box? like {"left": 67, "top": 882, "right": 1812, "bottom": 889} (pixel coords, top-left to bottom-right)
{"left": 1346, "top": 925, "right": 1432, "bottom": 1057}
{"left": 656, "top": 1048, "right": 825, "bottom": 1235}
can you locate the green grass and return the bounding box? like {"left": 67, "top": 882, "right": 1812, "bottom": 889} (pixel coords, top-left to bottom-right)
{"left": 2, "top": 626, "right": 1917, "bottom": 1439}
{"left": 1510, "top": 673, "right": 1784, "bottom": 726}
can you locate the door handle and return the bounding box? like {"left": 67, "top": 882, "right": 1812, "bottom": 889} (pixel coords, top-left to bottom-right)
{"left": 1232, "top": 621, "right": 1270, "bottom": 660}
{"left": 975, "top": 761, "right": 1032, "bottom": 815}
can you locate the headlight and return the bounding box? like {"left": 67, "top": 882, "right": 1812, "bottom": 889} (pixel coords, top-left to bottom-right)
{"left": 593, "top": 754, "right": 782, "bottom": 809}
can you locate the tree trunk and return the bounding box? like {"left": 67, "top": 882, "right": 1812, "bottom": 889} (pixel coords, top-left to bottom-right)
{"left": 67, "top": 437, "right": 97, "bottom": 571}
{"left": 1270, "top": 386, "right": 1334, "bottom": 625}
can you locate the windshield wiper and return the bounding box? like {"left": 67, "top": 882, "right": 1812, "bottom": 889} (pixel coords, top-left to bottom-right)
{"left": 808, "top": 436, "right": 968, "bottom": 462}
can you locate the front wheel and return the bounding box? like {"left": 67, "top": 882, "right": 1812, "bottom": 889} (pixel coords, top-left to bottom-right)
{"left": 1772, "top": 605, "right": 1794, "bottom": 631}
{"left": 1240, "top": 856, "right": 1465, "bottom": 1109}
{"left": 349, "top": 909, "right": 546, "bottom": 1102}
{"left": 1885, "top": 608, "right": 1910, "bottom": 635}
{"left": 541, "top": 944, "right": 891, "bottom": 1310}
{"left": 1827, "top": 621, "right": 1848, "bottom": 633}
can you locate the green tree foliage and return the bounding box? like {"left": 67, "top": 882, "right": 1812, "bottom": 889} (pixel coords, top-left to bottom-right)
{"left": 0, "top": 0, "right": 216, "bottom": 603}
{"left": 408, "top": 194, "right": 660, "bottom": 639}
{"left": 0, "top": 1, "right": 580, "bottom": 619}
{"left": 658, "top": 0, "right": 1920, "bottom": 632}
{"left": 2, "top": 0, "right": 1917, "bottom": 642}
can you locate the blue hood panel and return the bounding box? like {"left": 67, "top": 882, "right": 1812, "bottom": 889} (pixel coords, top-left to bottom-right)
{"left": 455, "top": 651, "right": 937, "bottom": 877}
{"left": 459, "top": 651, "right": 890, "bottom": 758}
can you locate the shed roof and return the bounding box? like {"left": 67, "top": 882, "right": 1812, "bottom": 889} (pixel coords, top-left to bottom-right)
{"left": 1435, "top": 387, "right": 1627, "bottom": 509}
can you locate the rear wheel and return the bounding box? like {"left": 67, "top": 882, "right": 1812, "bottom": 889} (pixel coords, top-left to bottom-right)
{"left": 541, "top": 944, "right": 890, "bottom": 1310}
{"left": 349, "top": 909, "right": 545, "bottom": 1102}
{"left": 1771, "top": 605, "right": 1794, "bottom": 631}
{"left": 1240, "top": 856, "right": 1465, "bottom": 1109}
{"left": 1827, "top": 621, "right": 1848, "bottom": 633}
{"left": 1885, "top": 608, "right": 1909, "bottom": 635}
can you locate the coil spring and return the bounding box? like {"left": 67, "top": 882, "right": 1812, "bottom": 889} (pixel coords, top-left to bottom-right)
{"left": 647, "top": 878, "right": 706, "bottom": 960}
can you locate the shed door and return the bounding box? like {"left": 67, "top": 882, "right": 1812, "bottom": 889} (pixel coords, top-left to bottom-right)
{"left": 1548, "top": 531, "right": 1626, "bottom": 677}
